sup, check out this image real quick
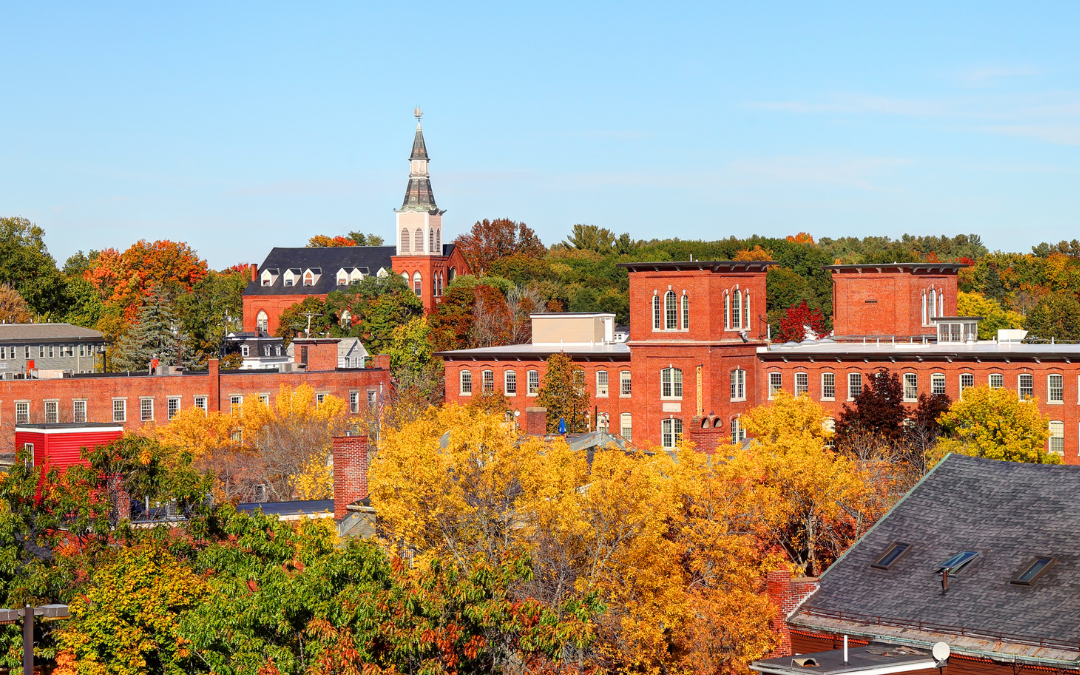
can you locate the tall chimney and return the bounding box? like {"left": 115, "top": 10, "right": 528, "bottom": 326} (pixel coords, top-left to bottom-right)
{"left": 332, "top": 435, "right": 369, "bottom": 520}
{"left": 250, "top": 264, "right": 257, "bottom": 282}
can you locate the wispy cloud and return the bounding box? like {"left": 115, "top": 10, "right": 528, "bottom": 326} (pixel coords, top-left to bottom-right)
{"left": 959, "top": 66, "right": 1041, "bottom": 86}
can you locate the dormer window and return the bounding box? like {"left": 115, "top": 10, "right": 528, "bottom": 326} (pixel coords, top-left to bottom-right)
{"left": 337, "top": 268, "right": 350, "bottom": 286}
{"left": 350, "top": 268, "right": 365, "bottom": 284}
{"left": 303, "top": 271, "right": 314, "bottom": 286}
{"left": 241, "top": 345, "right": 250, "bottom": 357}
{"left": 283, "top": 269, "right": 301, "bottom": 287}
{"left": 261, "top": 268, "right": 279, "bottom": 287}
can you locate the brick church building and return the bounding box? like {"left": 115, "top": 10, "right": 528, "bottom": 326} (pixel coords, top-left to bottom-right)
{"left": 439, "top": 259, "right": 1080, "bottom": 462}
{"left": 242, "top": 108, "right": 469, "bottom": 335}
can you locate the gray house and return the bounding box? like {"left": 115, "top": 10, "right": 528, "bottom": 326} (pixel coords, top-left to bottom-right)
{"left": 0, "top": 324, "right": 106, "bottom": 378}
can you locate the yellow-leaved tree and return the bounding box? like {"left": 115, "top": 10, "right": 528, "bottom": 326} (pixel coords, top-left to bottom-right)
{"left": 933, "top": 385, "right": 1058, "bottom": 465}
{"left": 154, "top": 384, "right": 347, "bottom": 502}
{"left": 370, "top": 404, "right": 784, "bottom": 674}
{"left": 727, "top": 389, "right": 882, "bottom": 576}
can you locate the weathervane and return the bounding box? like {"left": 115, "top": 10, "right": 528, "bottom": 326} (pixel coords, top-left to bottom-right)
{"left": 414, "top": 105, "right": 422, "bottom": 121}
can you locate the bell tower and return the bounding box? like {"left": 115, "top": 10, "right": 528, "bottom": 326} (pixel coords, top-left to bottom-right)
{"left": 395, "top": 107, "right": 445, "bottom": 257}
{"left": 391, "top": 108, "right": 458, "bottom": 313}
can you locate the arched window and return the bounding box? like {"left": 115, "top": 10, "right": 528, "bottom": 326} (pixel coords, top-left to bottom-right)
{"left": 744, "top": 290, "right": 750, "bottom": 329}
{"left": 922, "top": 291, "right": 928, "bottom": 325}
{"left": 929, "top": 289, "right": 937, "bottom": 320}
{"left": 400, "top": 228, "right": 410, "bottom": 252}
{"left": 661, "top": 367, "right": 683, "bottom": 399}
{"left": 731, "top": 418, "right": 745, "bottom": 445}
{"left": 938, "top": 290, "right": 945, "bottom": 317}
{"left": 661, "top": 418, "right": 683, "bottom": 448}
{"left": 429, "top": 228, "right": 435, "bottom": 251}
{"left": 664, "top": 291, "right": 677, "bottom": 329}
{"left": 681, "top": 293, "right": 689, "bottom": 330}
{"left": 449, "top": 267, "right": 457, "bottom": 281}
{"left": 652, "top": 294, "right": 661, "bottom": 330}
{"left": 730, "top": 369, "right": 746, "bottom": 401}
{"left": 412, "top": 272, "right": 422, "bottom": 296}
{"left": 401, "top": 272, "right": 409, "bottom": 283}
{"left": 256, "top": 311, "right": 268, "bottom": 334}
{"left": 414, "top": 228, "right": 424, "bottom": 252}
{"left": 341, "top": 310, "right": 352, "bottom": 327}
{"left": 732, "top": 289, "right": 742, "bottom": 329}
{"left": 436, "top": 228, "right": 442, "bottom": 249}
{"left": 724, "top": 291, "right": 730, "bottom": 330}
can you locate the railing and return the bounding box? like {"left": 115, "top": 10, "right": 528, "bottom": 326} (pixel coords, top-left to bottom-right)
{"left": 800, "top": 607, "right": 1080, "bottom": 652}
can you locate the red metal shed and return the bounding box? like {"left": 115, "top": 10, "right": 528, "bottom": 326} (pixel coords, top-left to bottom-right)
{"left": 14, "top": 423, "right": 124, "bottom": 474}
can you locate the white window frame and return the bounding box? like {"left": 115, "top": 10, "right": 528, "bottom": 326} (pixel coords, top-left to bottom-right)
{"left": 730, "top": 369, "right": 746, "bottom": 402}
{"left": 1049, "top": 421, "right": 1064, "bottom": 454}
{"left": 821, "top": 372, "right": 835, "bottom": 401}
{"left": 794, "top": 372, "right": 808, "bottom": 397}
{"left": 44, "top": 400, "right": 58, "bottom": 424}
{"left": 960, "top": 373, "right": 974, "bottom": 399}
{"left": 460, "top": 370, "right": 473, "bottom": 396}
{"left": 230, "top": 395, "right": 243, "bottom": 415}
{"left": 482, "top": 370, "right": 494, "bottom": 394}
{"left": 989, "top": 373, "right": 1004, "bottom": 390}
{"left": 15, "top": 401, "right": 29, "bottom": 425}
{"left": 620, "top": 370, "right": 632, "bottom": 397}
{"left": 350, "top": 391, "right": 360, "bottom": 413}
{"left": 1019, "top": 373, "right": 1034, "bottom": 401}
{"left": 73, "top": 400, "right": 87, "bottom": 424}
{"left": 527, "top": 370, "right": 539, "bottom": 396}
{"left": 661, "top": 418, "right": 683, "bottom": 449}
{"left": 596, "top": 370, "right": 609, "bottom": 398}
{"left": 652, "top": 294, "right": 661, "bottom": 331}
{"left": 167, "top": 396, "right": 181, "bottom": 420}
{"left": 140, "top": 397, "right": 154, "bottom": 422}
{"left": 620, "top": 413, "right": 632, "bottom": 442}
{"left": 847, "top": 373, "right": 862, "bottom": 402}
{"left": 664, "top": 291, "right": 678, "bottom": 330}
{"left": 903, "top": 373, "right": 918, "bottom": 402}
{"left": 768, "top": 372, "right": 782, "bottom": 399}
{"left": 931, "top": 373, "right": 946, "bottom": 396}
{"left": 241, "top": 345, "right": 249, "bottom": 357}
{"left": 504, "top": 370, "right": 517, "bottom": 396}
{"left": 1048, "top": 374, "right": 1064, "bottom": 404}
{"left": 661, "top": 367, "right": 683, "bottom": 400}
{"left": 681, "top": 293, "right": 689, "bottom": 330}
{"left": 112, "top": 398, "right": 126, "bottom": 423}
{"left": 194, "top": 396, "right": 208, "bottom": 412}
{"left": 731, "top": 417, "right": 745, "bottom": 445}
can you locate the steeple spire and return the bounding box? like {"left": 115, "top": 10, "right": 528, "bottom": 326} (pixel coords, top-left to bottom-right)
{"left": 398, "top": 106, "right": 441, "bottom": 213}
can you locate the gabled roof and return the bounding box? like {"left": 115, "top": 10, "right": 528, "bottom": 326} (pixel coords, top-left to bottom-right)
{"left": 0, "top": 323, "right": 105, "bottom": 343}
{"left": 792, "top": 454, "right": 1080, "bottom": 663}
{"left": 244, "top": 247, "right": 396, "bottom": 297}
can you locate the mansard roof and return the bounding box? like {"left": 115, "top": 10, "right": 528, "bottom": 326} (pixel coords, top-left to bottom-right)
{"left": 244, "top": 247, "right": 395, "bottom": 297}
{"left": 399, "top": 175, "right": 440, "bottom": 213}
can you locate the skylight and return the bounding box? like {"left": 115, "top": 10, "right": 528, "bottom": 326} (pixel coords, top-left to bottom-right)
{"left": 938, "top": 551, "right": 979, "bottom": 575}
{"left": 1011, "top": 557, "right": 1054, "bottom": 586}
{"left": 871, "top": 542, "right": 910, "bottom": 570}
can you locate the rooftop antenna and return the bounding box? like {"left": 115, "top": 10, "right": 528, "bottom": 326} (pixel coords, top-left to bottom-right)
{"left": 302, "top": 311, "right": 319, "bottom": 338}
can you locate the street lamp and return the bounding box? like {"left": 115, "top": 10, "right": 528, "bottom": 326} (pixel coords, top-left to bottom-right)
{"left": 0, "top": 604, "right": 70, "bottom": 675}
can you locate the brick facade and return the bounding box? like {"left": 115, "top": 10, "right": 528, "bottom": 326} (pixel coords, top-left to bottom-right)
{"left": 0, "top": 360, "right": 390, "bottom": 452}
{"left": 332, "top": 434, "right": 369, "bottom": 520}
{"left": 765, "top": 569, "right": 820, "bottom": 657}
{"left": 829, "top": 264, "right": 961, "bottom": 338}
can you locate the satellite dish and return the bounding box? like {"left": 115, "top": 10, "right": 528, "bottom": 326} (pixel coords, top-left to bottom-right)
{"left": 932, "top": 642, "right": 950, "bottom": 662}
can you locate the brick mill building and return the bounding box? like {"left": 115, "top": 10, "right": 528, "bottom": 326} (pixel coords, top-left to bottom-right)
{"left": 242, "top": 108, "right": 469, "bottom": 334}
{"left": 439, "top": 260, "right": 1080, "bottom": 462}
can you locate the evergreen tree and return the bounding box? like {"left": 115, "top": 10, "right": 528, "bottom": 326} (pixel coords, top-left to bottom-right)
{"left": 114, "top": 292, "right": 199, "bottom": 371}
{"left": 536, "top": 352, "right": 590, "bottom": 433}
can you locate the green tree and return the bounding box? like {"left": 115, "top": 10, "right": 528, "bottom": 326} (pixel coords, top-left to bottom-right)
{"left": 175, "top": 270, "right": 247, "bottom": 358}
{"left": 0, "top": 217, "right": 67, "bottom": 317}
{"left": 1024, "top": 293, "right": 1080, "bottom": 342}
{"left": 537, "top": 353, "right": 591, "bottom": 433}
{"left": 113, "top": 292, "right": 199, "bottom": 371}
{"left": 562, "top": 224, "right": 617, "bottom": 253}
{"left": 933, "top": 385, "right": 1058, "bottom": 465}
{"left": 957, "top": 291, "right": 1023, "bottom": 340}
{"left": 347, "top": 231, "right": 384, "bottom": 246}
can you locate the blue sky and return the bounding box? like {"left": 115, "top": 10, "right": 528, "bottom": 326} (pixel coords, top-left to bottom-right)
{"left": 2, "top": 2, "right": 1078, "bottom": 269}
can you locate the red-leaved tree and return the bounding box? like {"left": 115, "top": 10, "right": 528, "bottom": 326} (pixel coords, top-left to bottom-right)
{"left": 775, "top": 300, "right": 828, "bottom": 343}
{"left": 454, "top": 219, "right": 546, "bottom": 274}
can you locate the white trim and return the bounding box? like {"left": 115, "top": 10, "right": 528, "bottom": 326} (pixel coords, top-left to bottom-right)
{"left": 14, "top": 425, "right": 124, "bottom": 434}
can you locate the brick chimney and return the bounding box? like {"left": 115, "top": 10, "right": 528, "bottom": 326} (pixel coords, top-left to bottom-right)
{"left": 370, "top": 354, "right": 390, "bottom": 370}
{"left": 250, "top": 263, "right": 257, "bottom": 282}
{"left": 207, "top": 358, "right": 220, "bottom": 412}
{"left": 332, "top": 434, "right": 369, "bottom": 520}
{"left": 525, "top": 407, "right": 548, "bottom": 435}
{"left": 687, "top": 414, "right": 727, "bottom": 454}
{"left": 766, "top": 570, "right": 820, "bottom": 657}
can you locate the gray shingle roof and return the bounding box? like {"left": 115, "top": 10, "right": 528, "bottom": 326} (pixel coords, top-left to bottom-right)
{"left": 796, "top": 454, "right": 1080, "bottom": 648}
{"left": 0, "top": 323, "right": 104, "bottom": 342}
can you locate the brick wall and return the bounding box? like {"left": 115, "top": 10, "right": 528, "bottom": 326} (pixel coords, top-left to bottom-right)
{"left": 687, "top": 414, "right": 727, "bottom": 453}
{"left": 243, "top": 293, "right": 322, "bottom": 334}
{"left": 766, "top": 570, "right": 820, "bottom": 657}
{"left": 831, "top": 269, "right": 958, "bottom": 338}
{"left": 332, "top": 434, "right": 369, "bottom": 520}
{"left": 290, "top": 339, "right": 340, "bottom": 371}
{"left": 0, "top": 361, "right": 391, "bottom": 452}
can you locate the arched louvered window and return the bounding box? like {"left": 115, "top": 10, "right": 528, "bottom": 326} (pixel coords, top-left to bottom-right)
{"left": 652, "top": 295, "right": 661, "bottom": 330}
{"left": 665, "top": 291, "right": 677, "bottom": 329}
{"left": 681, "top": 294, "right": 689, "bottom": 330}
{"left": 414, "top": 228, "right": 423, "bottom": 252}
{"left": 400, "top": 228, "right": 410, "bottom": 252}
{"left": 436, "top": 228, "right": 442, "bottom": 248}
{"left": 929, "top": 289, "right": 937, "bottom": 320}
{"left": 429, "top": 228, "right": 435, "bottom": 251}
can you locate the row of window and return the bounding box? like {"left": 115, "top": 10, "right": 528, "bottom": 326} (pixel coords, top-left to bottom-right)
{"left": 0, "top": 344, "right": 101, "bottom": 360}
{"left": 657, "top": 416, "right": 748, "bottom": 449}
{"left": 400, "top": 271, "right": 447, "bottom": 298}
{"left": 9, "top": 389, "right": 378, "bottom": 424}
{"left": 652, "top": 291, "right": 690, "bottom": 331}
{"left": 460, "top": 369, "right": 633, "bottom": 397}
{"left": 240, "top": 344, "right": 284, "bottom": 358}
{"left": 769, "top": 371, "right": 1073, "bottom": 403}
{"left": 399, "top": 226, "right": 442, "bottom": 253}
{"left": 921, "top": 287, "right": 946, "bottom": 327}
